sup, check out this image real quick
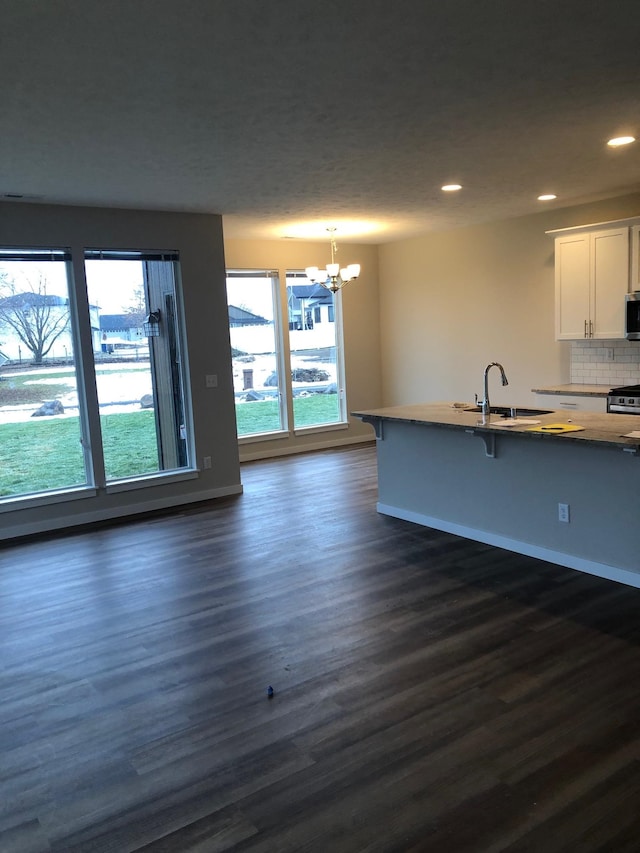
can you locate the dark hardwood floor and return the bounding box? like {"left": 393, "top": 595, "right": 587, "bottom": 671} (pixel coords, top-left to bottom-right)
{"left": 2, "top": 443, "right": 640, "bottom": 852}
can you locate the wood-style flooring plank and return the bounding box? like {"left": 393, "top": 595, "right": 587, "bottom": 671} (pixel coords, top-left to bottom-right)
{"left": 1, "top": 444, "right": 640, "bottom": 851}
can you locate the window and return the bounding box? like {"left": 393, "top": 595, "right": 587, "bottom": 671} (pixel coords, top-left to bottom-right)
{"left": 0, "top": 249, "right": 87, "bottom": 498}
{"left": 0, "top": 247, "right": 192, "bottom": 504}
{"left": 286, "top": 273, "right": 346, "bottom": 430}
{"left": 225, "top": 269, "right": 347, "bottom": 441}
{"left": 226, "top": 271, "right": 285, "bottom": 437}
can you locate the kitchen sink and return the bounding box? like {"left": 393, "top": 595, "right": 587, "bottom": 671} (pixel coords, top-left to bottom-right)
{"left": 463, "top": 405, "right": 553, "bottom": 417}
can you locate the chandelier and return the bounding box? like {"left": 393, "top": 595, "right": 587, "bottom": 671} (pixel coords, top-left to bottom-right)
{"left": 305, "top": 227, "right": 361, "bottom": 293}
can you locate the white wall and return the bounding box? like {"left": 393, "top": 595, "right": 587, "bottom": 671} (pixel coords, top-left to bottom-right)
{"left": 378, "top": 192, "right": 640, "bottom": 409}
{"left": 0, "top": 201, "right": 241, "bottom": 539}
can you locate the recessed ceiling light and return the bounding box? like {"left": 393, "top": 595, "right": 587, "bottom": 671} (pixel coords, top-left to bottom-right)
{"left": 607, "top": 136, "right": 636, "bottom": 147}
{"left": 441, "top": 184, "right": 462, "bottom": 192}
{"left": 538, "top": 194, "right": 557, "bottom": 201}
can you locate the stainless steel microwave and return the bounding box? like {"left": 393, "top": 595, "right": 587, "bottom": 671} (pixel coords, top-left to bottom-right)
{"left": 625, "top": 292, "right": 640, "bottom": 340}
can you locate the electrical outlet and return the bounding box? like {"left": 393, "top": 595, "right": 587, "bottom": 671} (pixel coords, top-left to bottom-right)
{"left": 604, "top": 348, "right": 614, "bottom": 362}
{"left": 203, "top": 456, "right": 212, "bottom": 469}
{"left": 558, "top": 502, "right": 570, "bottom": 523}
{"left": 205, "top": 374, "right": 218, "bottom": 388}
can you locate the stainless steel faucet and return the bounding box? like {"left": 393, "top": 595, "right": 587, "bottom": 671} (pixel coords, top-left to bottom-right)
{"left": 479, "top": 362, "right": 509, "bottom": 416}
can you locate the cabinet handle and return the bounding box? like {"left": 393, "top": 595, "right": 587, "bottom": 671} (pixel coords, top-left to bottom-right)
{"left": 584, "top": 319, "right": 588, "bottom": 338}
{"left": 590, "top": 320, "right": 594, "bottom": 338}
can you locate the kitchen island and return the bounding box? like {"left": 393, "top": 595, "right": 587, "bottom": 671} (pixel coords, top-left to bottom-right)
{"left": 352, "top": 402, "right": 640, "bottom": 587}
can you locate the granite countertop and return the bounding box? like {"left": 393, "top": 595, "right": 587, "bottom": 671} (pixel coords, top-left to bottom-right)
{"left": 531, "top": 384, "right": 611, "bottom": 397}
{"left": 351, "top": 401, "right": 640, "bottom": 451}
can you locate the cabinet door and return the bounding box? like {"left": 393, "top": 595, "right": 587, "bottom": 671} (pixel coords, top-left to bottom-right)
{"left": 630, "top": 224, "right": 640, "bottom": 291}
{"left": 555, "top": 234, "right": 590, "bottom": 340}
{"left": 591, "top": 227, "right": 629, "bottom": 339}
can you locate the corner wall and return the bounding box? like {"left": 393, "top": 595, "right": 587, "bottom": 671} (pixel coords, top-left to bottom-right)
{"left": 378, "top": 193, "right": 640, "bottom": 409}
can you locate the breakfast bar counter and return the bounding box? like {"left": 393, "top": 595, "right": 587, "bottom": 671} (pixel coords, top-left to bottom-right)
{"left": 352, "top": 402, "right": 640, "bottom": 587}
{"left": 352, "top": 401, "right": 640, "bottom": 451}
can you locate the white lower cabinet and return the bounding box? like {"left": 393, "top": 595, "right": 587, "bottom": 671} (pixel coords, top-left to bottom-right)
{"left": 534, "top": 393, "right": 607, "bottom": 413}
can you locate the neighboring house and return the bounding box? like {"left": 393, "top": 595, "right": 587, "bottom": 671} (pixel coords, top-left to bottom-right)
{"left": 228, "top": 305, "right": 268, "bottom": 327}
{"left": 228, "top": 304, "right": 272, "bottom": 355}
{"left": 98, "top": 314, "right": 145, "bottom": 353}
{"left": 228, "top": 292, "right": 337, "bottom": 356}
{"left": 287, "top": 284, "right": 334, "bottom": 331}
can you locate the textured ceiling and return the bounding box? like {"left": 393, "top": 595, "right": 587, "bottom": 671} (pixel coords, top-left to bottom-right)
{"left": 1, "top": 0, "right": 640, "bottom": 243}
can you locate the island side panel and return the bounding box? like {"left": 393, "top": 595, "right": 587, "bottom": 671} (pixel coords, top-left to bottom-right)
{"left": 374, "top": 419, "right": 639, "bottom": 582}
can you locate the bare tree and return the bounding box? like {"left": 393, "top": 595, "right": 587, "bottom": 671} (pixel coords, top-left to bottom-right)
{"left": 0, "top": 273, "right": 70, "bottom": 364}
{"left": 121, "top": 285, "right": 147, "bottom": 331}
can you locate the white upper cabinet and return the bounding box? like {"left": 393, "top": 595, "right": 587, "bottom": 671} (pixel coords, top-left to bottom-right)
{"left": 630, "top": 224, "right": 640, "bottom": 292}
{"left": 553, "top": 225, "right": 630, "bottom": 340}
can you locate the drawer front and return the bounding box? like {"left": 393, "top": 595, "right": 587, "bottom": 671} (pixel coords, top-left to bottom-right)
{"left": 534, "top": 394, "right": 607, "bottom": 413}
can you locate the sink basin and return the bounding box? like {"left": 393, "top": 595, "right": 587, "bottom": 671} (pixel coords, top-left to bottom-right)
{"left": 464, "top": 405, "right": 553, "bottom": 417}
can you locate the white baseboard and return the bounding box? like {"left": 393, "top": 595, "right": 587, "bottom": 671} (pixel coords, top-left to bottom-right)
{"left": 240, "top": 434, "right": 375, "bottom": 462}
{"left": 4, "top": 484, "right": 243, "bottom": 542}
{"left": 377, "top": 502, "right": 640, "bottom": 590}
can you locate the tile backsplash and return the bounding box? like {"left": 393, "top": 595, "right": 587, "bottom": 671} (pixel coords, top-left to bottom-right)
{"left": 571, "top": 339, "right": 640, "bottom": 385}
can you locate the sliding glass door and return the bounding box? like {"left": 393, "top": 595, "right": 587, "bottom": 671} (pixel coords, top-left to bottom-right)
{"left": 0, "top": 247, "right": 192, "bottom": 503}
{"left": 84, "top": 251, "right": 189, "bottom": 480}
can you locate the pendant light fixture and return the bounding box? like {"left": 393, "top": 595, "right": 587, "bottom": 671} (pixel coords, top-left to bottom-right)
{"left": 305, "top": 227, "right": 361, "bottom": 293}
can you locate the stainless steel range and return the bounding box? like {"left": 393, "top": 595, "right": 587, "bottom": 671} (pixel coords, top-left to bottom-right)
{"left": 607, "top": 384, "right": 640, "bottom": 414}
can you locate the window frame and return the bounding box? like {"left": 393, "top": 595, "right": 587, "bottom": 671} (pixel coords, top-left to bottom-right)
{"left": 286, "top": 270, "right": 348, "bottom": 435}
{"left": 226, "top": 269, "right": 290, "bottom": 443}
{"left": 83, "top": 249, "right": 194, "bottom": 485}
{"left": 0, "top": 245, "right": 197, "bottom": 512}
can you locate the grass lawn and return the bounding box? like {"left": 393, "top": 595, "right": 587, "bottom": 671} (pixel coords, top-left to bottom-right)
{"left": 0, "top": 412, "right": 159, "bottom": 496}
{"left": 235, "top": 393, "right": 340, "bottom": 435}
{"left": 0, "top": 393, "right": 340, "bottom": 495}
